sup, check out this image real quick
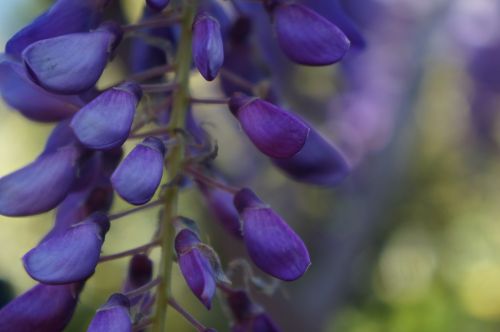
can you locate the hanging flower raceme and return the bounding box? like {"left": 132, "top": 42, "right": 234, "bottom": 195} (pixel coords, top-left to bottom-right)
{"left": 234, "top": 188, "right": 311, "bottom": 281}
{"left": 5, "top": 0, "right": 110, "bottom": 58}
{"left": 23, "top": 213, "right": 110, "bottom": 284}
{"left": 267, "top": 2, "right": 350, "bottom": 65}
{"left": 174, "top": 222, "right": 218, "bottom": 309}
{"left": 22, "top": 22, "right": 122, "bottom": 94}
{"left": 226, "top": 289, "right": 281, "bottom": 332}
{"left": 229, "top": 93, "right": 309, "bottom": 159}
{"left": 192, "top": 12, "right": 224, "bottom": 81}
{"left": 111, "top": 137, "right": 165, "bottom": 205}
{"left": 0, "top": 145, "right": 81, "bottom": 216}
{"left": 71, "top": 82, "right": 142, "bottom": 150}
{"left": 0, "top": 282, "right": 83, "bottom": 332}
{"left": 87, "top": 293, "right": 132, "bottom": 332}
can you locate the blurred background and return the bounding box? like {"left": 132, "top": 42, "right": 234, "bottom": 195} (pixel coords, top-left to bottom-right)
{"left": 1, "top": 0, "right": 500, "bottom": 331}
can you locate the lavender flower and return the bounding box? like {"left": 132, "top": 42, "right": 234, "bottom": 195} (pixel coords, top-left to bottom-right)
{"left": 192, "top": 13, "right": 224, "bottom": 81}
{"left": 87, "top": 293, "right": 132, "bottom": 332}
{"left": 234, "top": 188, "right": 311, "bottom": 281}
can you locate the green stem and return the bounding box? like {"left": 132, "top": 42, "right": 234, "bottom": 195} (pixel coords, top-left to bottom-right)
{"left": 152, "top": 2, "right": 196, "bottom": 332}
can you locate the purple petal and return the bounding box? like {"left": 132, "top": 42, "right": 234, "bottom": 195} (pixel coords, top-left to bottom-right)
{"left": 22, "top": 25, "right": 120, "bottom": 94}
{"left": 0, "top": 146, "right": 80, "bottom": 216}
{"left": 0, "top": 59, "right": 82, "bottom": 122}
{"left": 5, "top": 0, "right": 110, "bottom": 58}
{"left": 0, "top": 283, "right": 82, "bottom": 332}
{"left": 87, "top": 294, "right": 132, "bottom": 332}
{"left": 271, "top": 127, "right": 350, "bottom": 186}
{"left": 23, "top": 213, "right": 110, "bottom": 284}
{"left": 111, "top": 137, "right": 165, "bottom": 205}
{"left": 197, "top": 180, "right": 242, "bottom": 238}
{"left": 70, "top": 82, "right": 141, "bottom": 150}
{"left": 192, "top": 13, "right": 224, "bottom": 81}
{"left": 234, "top": 188, "right": 311, "bottom": 281}
{"left": 146, "top": 0, "right": 170, "bottom": 12}
{"left": 231, "top": 313, "right": 282, "bottom": 332}
{"left": 273, "top": 3, "right": 350, "bottom": 65}
{"left": 229, "top": 94, "right": 309, "bottom": 159}
{"left": 175, "top": 229, "right": 216, "bottom": 309}
{"left": 42, "top": 120, "right": 79, "bottom": 154}
{"left": 123, "top": 254, "right": 153, "bottom": 292}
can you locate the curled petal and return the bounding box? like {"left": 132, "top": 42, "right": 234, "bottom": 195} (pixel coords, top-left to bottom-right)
{"left": 87, "top": 293, "right": 132, "bottom": 332}
{"left": 0, "top": 59, "right": 82, "bottom": 122}
{"left": 192, "top": 13, "right": 224, "bottom": 81}
{"left": 71, "top": 82, "right": 141, "bottom": 150}
{"left": 111, "top": 137, "right": 165, "bottom": 205}
{"left": 273, "top": 3, "right": 350, "bottom": 65}
{"left": 272, "top": 127, "right": 350, "bottom": 186}
{"left": 0, "top": 146, "right": 80, "bottom": 216}
{"left": 146, "top": 0, "right": 170, "bottom": 12}
{"left": 5, "top": 0, "right": 110, "bottom": 58}
{"left": 22, "top": 25, "right": 120, "bottom": 94}
{"left": 23, "top": 213, "right": 110, "bottom": 284}
{"left": 229, "top": 94, "right": 309, "bottom": 159}
{"left": 234, "top": 188, "right": 310, "bottom": 281}
{"left": 175, "top": 229, "right": 216, "bottom": 309}
{"left": 0, "top": 283, "right": 82, "bottom": 332}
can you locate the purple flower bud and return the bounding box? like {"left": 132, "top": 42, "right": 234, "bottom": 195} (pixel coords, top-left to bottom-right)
{"left": 192, "top": 13, "right": 224, "bottom": 81}
{"left": 123, "top": 254, "right": 153, "bottom": 292}
{"left": 5, "top": 0, "right": 110, "bottom": 58}
{"left": 229, "top": 94, "right": 309, "bottom": 159}
{"left": 23, "top": 213, "right": 110, "bottom": 284}
{"left": 0, "top": 146, "right": 80, "bottom": 216}
{"left": 87, "top": 293, "right": 132, "bottom": 332}
{"left": 146, "top": 0, "right": 170, "bottom": 12}
{"left": 111, "top": 137, "right": 165, "bottom": 205}
{"left": 70, "top": 82, "right": 141, "bottom": 150}
{"left": 226, "top": 290, "right": 281, "bottom": 332}
{"left": 234, "top": 188, "right": 310, "bottom": 281}
{"left": 0, "top": 58, "right": 82, "bottom": 122}
{"left": 22, "top": 23, "right": 121, "bottom": 94}
{"left": 0, "top": 283, "right": 82, "bottom": 332}
{"left": 175, "top": 229, "right": 217, "bottom": 309}
{"left": 272, "top": 3, "right": 350, "bottom": 65}
{"left": 42, "top": 120, "right": 79, "bottom": 154}
{"left": 271, "top": 127, "right": 350, "bottom": 186}
{"left": 197, "top": 180, "right": 242, "bottom": 238}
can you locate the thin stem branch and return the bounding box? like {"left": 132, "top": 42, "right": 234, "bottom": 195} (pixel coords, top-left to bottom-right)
{"left": 133, "top": 317, "right": 154, "bottom": 332}
{"left": 141, "top": 82, "right": 178, "bottom": 93}
{"left": 190, "top": 97, "right": 229, "bottom": 105}
{"left": 219, "top": 68, "right": 256, "bottom": 92}
{"left": 168, "top": 297, "right": 207, "bottom": 332}
{"left": 128, "top": 64, "right": 176, "bottom": 83}
{"left": 122, "top": 16, "right": 181, "bottom": 32}
{"left": 108, "top": 200, "right": 162, "bottom": 221}
{"left": 125, "top": 277, "right": 162, "bottom": 298}
{"left": 99, "top": 240, "right": 160, "bottom": 263}
{"left": 185, "top": 165, "right": 240, "bottom": 194}
{"left": 153, "top": 3, "right": 197, "bottom": 332}
{"left": 129, "top": 128, "right": 174, "bottom": 140}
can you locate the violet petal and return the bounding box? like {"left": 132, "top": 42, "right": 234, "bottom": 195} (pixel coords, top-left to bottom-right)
{"left": 5, "top": 0, "right": 109, "bottom": 58}
{"left": 271, "top": 127, "right": 350, "bottom": 186}
{"left": 229, "top": 94, "right": 309, "bottom": 159}
{"left": 111, "top": 137, "right": 165, "bottom": 205}
{"left": 23, "top": 213, "right": 110, "bottom": 284}
{"left": 70, "top": 82, "right": 141, "bottom": 150}
{"left": 0, "top": 146, "right": 80, "bottom": 216}
{"left": 192, "top": 13, "right": 224, "bottom": 81}
{"left": 0, "top": 283, "right": 82, "bottom": 332}
{"left": 22, "top": 26, "right": 119, "bottom": 94}
{"left": 234, "top": 188, "right": 311, "bottom": 281}
{"left": 273, "top": 3, "right": 350, "bottom": 65}
{"left": 146, "top": 0, "right": 170, "bottom": 12}
{"left": 87, "top": 293, "right": 132, "bottom": 332}
{"left": 0, "top": 59, "right": 82, "bottom": 122}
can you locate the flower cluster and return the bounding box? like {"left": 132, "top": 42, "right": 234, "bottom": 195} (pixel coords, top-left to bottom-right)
{"left": 0, "top": 0, "right": 359, "bottom": 331}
